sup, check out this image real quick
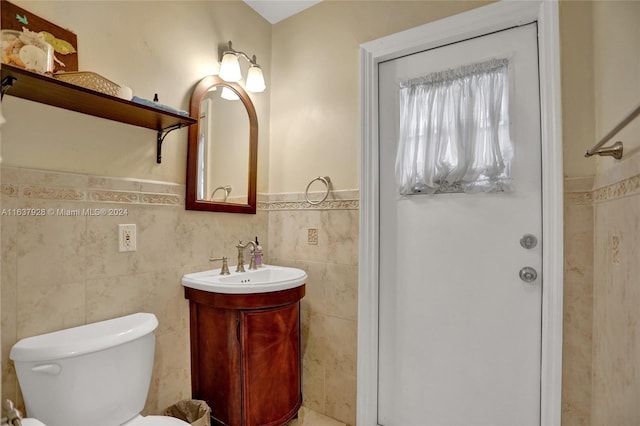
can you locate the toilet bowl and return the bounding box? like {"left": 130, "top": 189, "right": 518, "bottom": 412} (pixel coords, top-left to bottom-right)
{"left": 9, "top": 313, "right": 190, "bottom": 426}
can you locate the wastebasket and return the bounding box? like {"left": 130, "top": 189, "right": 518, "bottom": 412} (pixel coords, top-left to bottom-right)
{"left": 163, "top": 399, "right": 211, "bottom": 426}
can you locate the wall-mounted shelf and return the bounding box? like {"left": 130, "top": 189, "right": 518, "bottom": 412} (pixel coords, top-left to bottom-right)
{"left": 1, "top": 64, "right": 197, "bottom": 163}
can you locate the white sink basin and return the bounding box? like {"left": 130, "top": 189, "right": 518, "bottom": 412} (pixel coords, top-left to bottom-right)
{"left": 182, "top": 264, "right": 307, "bottom": 294}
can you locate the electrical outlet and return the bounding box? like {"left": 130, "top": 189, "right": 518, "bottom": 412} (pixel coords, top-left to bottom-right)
{"left": 118, "top": 224, "right": 137, "bottom": 252}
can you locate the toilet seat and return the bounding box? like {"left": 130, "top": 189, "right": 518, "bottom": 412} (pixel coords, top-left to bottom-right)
{"left": 123, "top": 415, "right": 191, "bottom": 426}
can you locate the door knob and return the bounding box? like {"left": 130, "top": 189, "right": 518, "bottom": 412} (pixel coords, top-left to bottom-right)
{"left": 519, "top": 266, "right": 538, "bottom": 283}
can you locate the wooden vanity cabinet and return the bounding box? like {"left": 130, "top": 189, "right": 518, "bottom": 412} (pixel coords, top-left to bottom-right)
{"left": 185, "top": 285, "right": 305, "bottom": 426}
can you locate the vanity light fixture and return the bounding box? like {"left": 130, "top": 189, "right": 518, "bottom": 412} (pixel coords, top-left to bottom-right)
{"left": 219, "top": 40, "right": 266, "bottom": 93}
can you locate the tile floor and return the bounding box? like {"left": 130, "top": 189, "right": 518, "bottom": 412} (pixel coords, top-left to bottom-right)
{"left": 287, "top": 407, "right": 349, "bottom": 426}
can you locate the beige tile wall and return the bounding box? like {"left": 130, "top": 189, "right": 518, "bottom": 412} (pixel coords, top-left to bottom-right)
{"left": 563, "top": 177, "right": 594, "bottom": 426}
{"left": 266, "top": 190, "right": 359, "bottom": 426}
{"left": 590, "top": 155, "right": 640, "bottom": 425}
{"left": 562, "top": 153, "right": 640, "bottom": 424}
{"left": 1, "top": 166, "right": 357, "bottom": 424}
{"left": 0, "top": 166, "right": 267, "bottom": 415}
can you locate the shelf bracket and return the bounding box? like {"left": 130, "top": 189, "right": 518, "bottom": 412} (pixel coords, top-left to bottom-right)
{"left": 156, "top": 123, "right": 185, "bottom": 164}
{"left": 1, "top": 76, "right": 17, "bottom": 100}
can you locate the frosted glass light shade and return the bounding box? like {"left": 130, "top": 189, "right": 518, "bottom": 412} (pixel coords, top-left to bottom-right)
{"left": 246, "top": 65, "right": 266, "bottom": 93}
{"left": 221, "top": 87, "right": 240, "bottom": 100}
{"left": 219, "top": 53, "right": 242, "bottom": 82}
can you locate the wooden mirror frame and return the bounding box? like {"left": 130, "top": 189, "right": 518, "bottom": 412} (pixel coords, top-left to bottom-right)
{"left": 186, "top": 75, "right": 258, "bottom": 214}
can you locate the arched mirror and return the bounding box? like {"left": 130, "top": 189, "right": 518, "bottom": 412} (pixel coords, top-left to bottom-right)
{"left": 186, "top": 75, "right": 258, "bottom": 214}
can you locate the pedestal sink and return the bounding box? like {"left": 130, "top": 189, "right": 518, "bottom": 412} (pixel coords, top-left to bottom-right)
{"left": 181, "top": 264, "right": 307, "bottom": 294}
{"left": 182, "top": 264, "right": 307, "bottom": 426}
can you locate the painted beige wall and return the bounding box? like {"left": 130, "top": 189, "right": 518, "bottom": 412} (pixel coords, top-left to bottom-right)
{"left": 269, "top": 0, "right": 601, "bottom": 191}
{"left": 591, "top": 1, "right": 640, "bottom": 424}
{"left": 2, "top": 0, "right": 271, "bottom": 192}
{"left": 593, "top": 0, "right": 640, "bottom": 179}
{"left": 560, "top": 0, "right": 596, "bottom": 179}
{"left": 269, "top": 0, "right": 491, "bottom": 194}
{"left": 269, "top": 1, "right": 595, "bottom": 193}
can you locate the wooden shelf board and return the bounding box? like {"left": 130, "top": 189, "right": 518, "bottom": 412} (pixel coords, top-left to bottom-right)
{"left": 1, "top": 64, "right": 196, "bottom": 130}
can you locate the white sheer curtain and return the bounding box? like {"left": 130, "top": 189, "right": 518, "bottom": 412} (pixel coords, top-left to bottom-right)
{"left": 395, "top": 58, "right": 513, "bottom": 195}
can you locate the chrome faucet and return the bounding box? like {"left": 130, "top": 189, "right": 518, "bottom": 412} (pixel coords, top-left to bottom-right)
{"left": 235, "top": 240, "right": 257, "bottom": 272}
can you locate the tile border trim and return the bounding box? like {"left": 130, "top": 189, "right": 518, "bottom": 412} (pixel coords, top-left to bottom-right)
{"left": 592, "top": 173, "right": 640, "bottom": 203}
{"left": 258, "top": 199, "right": 359, "bottom": 211}
{"left": 564, "top": 191, "right": 593, "bottom": 206}
{"left": 3, "top": 182, "right": 360, "bottom": 210}
{"left": 9, "top": 167, "right": 640, "bottom": 208}
{"left": 259, "top": 189, "right": 360, "bottom": 211}
{"left": 565, "top": 170, "right": 640, "bottom": 205}
{"left": 2, "top": 167, "right": 360, "bottom": 210}
{"left": 2, "top": 183, "right": 182, "bottom": 206}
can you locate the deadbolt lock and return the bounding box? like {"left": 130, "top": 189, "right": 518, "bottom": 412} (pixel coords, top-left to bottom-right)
{"left": 520, "top": 234, "right": 538, "bottom": 250}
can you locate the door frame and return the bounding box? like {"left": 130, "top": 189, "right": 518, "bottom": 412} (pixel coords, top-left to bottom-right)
{"left": 357, "top": 2, "right": 564, "bottom": 425}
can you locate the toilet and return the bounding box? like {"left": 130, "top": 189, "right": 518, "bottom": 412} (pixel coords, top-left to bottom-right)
{"left": 9, "top": 313, "right": 190, "bottom": 426}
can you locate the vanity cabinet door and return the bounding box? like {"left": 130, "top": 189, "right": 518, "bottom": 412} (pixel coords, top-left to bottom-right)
{"left": 189, "top": 304, "right": 243, "bottom": 426}
{"left": 240, "top": 303, "right": 302, "bottom": 426}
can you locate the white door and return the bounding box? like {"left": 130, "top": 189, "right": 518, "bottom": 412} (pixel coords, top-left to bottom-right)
{"left": 377, "top": 23, "right": 542, "bottom": 426}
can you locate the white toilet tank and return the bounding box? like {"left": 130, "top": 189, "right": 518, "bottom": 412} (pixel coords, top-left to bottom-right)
{"left": 10, "top": 313, "right": 159, "bottom": 426}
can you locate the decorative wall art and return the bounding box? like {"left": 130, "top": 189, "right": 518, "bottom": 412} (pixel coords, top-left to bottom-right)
{"left": 1, "top": 0, "right": 77, "bottom": 73}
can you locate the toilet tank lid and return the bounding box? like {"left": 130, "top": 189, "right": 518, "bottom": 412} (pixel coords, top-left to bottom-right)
{"left": 10, "top": 313, "right": 159, "bottom": 362}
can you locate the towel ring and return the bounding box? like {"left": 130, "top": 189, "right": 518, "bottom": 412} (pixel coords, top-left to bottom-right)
{"left": 210, "top": 185, "right": 232, "bottom": 202}
{"left": 305, "top": 176, "right": 331, "bottom": 205}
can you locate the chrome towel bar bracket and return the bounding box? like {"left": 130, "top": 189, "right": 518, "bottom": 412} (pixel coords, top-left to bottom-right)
{"left": 585, "top": 103, "right": 640, "bottom": 160}
{"left": 586, "top": 141, "right": 623, "bottom": 159}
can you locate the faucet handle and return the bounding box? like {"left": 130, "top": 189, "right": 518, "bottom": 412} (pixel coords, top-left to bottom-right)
{"left": 209, "top": 256, "right": 231, "bottom": 275}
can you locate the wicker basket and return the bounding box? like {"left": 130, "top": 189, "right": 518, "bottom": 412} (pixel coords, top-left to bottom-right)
{"left": 54, "top": 71, "right": 121, "bottom": 97}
